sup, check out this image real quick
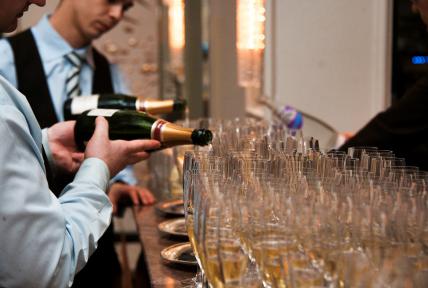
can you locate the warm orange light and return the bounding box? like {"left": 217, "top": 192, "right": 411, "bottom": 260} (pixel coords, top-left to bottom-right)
{"left": 237, "top": 0, "right": 266, "bottom": 87}
{"left": 237, "top": 0, "right": 266, "bottom": 51}
{"left": 166, "top": 0, "right": 185, "bottom": 72}
{"left": 168, "top": 0, "right": 185, "bottom": 50}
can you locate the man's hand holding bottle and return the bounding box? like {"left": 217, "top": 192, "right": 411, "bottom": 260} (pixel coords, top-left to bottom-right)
{"left": 85, "top": 116, "right": 160, "bottom": 177}
{"left": 47, "top": 120, "right": 84, "bottom": 175}
{"left": 47, "top": 117, "right": 160, "bottom": 177}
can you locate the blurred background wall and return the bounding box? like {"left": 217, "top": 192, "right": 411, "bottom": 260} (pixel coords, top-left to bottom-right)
{"left": 264, "top": 0, "right": 392, "bottom": 133}
{"left": 17, "top": 0, "right": 393, "bottom": 134}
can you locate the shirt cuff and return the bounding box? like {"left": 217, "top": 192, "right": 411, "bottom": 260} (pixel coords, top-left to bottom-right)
{"left": 110, "top": 165, "right": 137, "bottom": 186}
{"left": 41, "top": 128, "right": 57, "bottom": 176}
{"left": 75, "top": 158, "right": 111, "bottom": 191}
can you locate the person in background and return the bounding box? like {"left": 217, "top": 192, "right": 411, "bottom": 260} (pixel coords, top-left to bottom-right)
{"left": 0, "top": 0, "right": 154, "bottom": 212}
{"left": 0, "top": 0, "right": 153, "bottom": 286}
{"left": 340, "top": 0, "right": 428, "bottom": 171}
{"left": 0, "top": 0, "right": 161, "bottom": 287}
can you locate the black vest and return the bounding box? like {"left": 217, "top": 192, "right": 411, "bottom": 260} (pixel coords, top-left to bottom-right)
{"left": 8, "top": 29, "right": 114, "bottom": 128}
{"left": 8, "top": 30, "right": 114, "bottom": 195}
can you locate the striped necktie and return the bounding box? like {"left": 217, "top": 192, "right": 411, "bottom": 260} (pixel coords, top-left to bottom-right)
{"left": 64, "top": 51, "right": 84, "bottom": 98}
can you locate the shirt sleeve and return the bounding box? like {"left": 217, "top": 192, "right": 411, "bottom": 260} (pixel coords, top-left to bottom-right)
{"left": 0, "top": 38, "right": 18, "bottom": 86}
{"left": 339, "top": 73, "right": 428, "bottom": 170}
{"left": 41, "top": 127, "right": 58, "bottom": 176}
{"left": 111, "top": 165, "right": 138, "bottom": 185}
{"left": 0, "top": 104, "right": 112, "bottom": 288}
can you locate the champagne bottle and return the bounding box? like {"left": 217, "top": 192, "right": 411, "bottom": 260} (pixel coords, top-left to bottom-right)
{"left": 63, "top": 93, "right": 186, "bottom": 120}
{"left": 258, "top": 97, "right": 303, "bottom": 129}
{"left": 74, "top": 109, "right": 213, "bottom": 151}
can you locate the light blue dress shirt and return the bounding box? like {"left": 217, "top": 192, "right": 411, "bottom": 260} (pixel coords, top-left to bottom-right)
{"left": 0, "top": 75, "right": 112, "bottom": 287}
{"left": 0, "top": 15, "right": 136, "bottom": 185}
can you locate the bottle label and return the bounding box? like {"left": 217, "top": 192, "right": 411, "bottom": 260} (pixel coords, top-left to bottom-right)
{"left": 135, "top": 99, "right": 142, "bottom": 112}
{"left": 71, "top": 95, "right": 100, "bottom": 115}
{"left": 87, "top": 109, "right": 119, "bottom": 117}
{"left": 151, "top": 119, "right": 168, "bottom": 141}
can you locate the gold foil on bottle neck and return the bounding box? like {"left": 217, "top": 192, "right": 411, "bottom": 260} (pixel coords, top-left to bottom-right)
{"left": 151, "top": 119, "right": 193, "bottom": 145}
{"left": 136, "top": 99, "right": 175, "bottom": 114}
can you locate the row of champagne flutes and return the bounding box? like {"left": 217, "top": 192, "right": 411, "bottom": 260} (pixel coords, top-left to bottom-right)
{"left": 182, "top": 118, "right": 428, "bottom": 287}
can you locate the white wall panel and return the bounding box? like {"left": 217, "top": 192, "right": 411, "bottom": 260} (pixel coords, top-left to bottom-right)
{"left": 268, "top": 0, "right": 392, "bottom": 132}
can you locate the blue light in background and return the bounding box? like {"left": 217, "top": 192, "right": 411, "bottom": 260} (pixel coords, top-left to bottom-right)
{"left": 412, "top": 56, "right": 428, "bottom": 65}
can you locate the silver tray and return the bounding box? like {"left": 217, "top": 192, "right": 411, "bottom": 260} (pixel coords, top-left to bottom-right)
{"left": 155, "top": 199, "right": 184, "bottom": 217}
{"left": 160, "top": 242, "right": 197, "bottom": 267}
{"left": 158, "top": 218, "right": 188, "bottom": 239}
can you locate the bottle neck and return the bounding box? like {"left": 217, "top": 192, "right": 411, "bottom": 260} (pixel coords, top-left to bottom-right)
{"left": 137, "top": 99, "right": 175, "bottom": 114}
{"left": 151, "top": 119, "right": 193, "bottom": 144}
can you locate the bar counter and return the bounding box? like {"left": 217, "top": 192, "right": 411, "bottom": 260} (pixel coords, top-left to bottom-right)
{"left": 133, "top": 204, "right": 196, "bottom": 288}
